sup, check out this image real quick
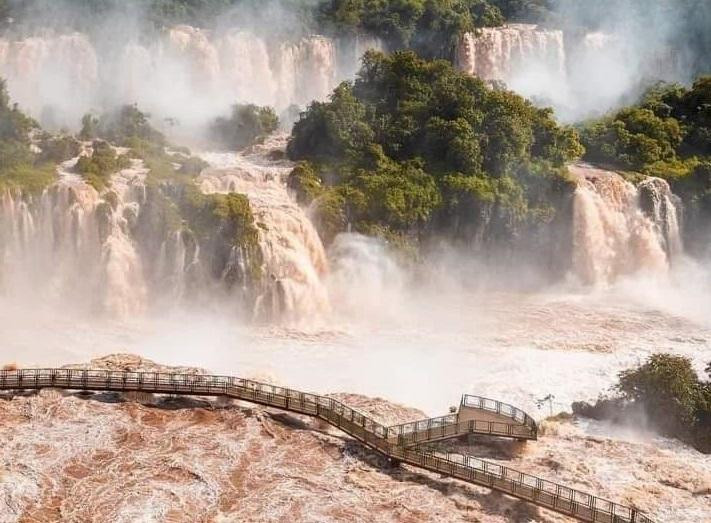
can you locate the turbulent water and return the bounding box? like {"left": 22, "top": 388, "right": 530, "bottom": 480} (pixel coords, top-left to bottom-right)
{"left": 0, "top": 26, "right": 709, "bottom": 520}
{"left": 570, "top": 164, "right": 683, "bottom": 285}
{"left": 0, "top": 27, "right": 380, "bottom": 131}
{"left": 1, "top": 297, "right": 710, "bottom": 522}
{"left": 1, "top": 203, "right": 710, "bottom": 521}
{"left": 199, "top": 137, "right": 329, "bottom": 321}
{"left": 0, "top": 355, "right": 709, "bottom": 523}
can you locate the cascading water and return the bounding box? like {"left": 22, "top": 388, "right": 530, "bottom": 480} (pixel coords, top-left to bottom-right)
{"left": 0, "top": 27, "right": 379, "bottom": 131}
{"left": 456, "top": 24, "right": 684, "bottom": 122}
{"left": 0, "top": 32, "right": 98, "bottom": 125}
{"left": 0, "top": 155, "right": 147, "bottom": 317}
{"left": 199, "top": 137, "right": 329, "bottom": 322}
{"left": 0, "top": 132, "right": 330, "bottom": 322}
{"left": 456, "top": 24, "right": 566, "bottom": 85}
{"left": 569, "top": 163, "right": 683, "bottom": 285}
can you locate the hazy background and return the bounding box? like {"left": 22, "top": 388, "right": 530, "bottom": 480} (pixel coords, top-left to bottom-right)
{"left": 0, "top": 0, "right": 708, "bottom": 133}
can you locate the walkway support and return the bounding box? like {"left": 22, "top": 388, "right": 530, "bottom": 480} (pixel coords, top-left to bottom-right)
{"left": 0, "top": 369, "right": 652, "bottom": 523}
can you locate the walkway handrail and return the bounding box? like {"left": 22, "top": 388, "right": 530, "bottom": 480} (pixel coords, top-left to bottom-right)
{"left": 0, "top": 369, "right": 652, "bottom": 523}
{"left": 386, "top": 412, "right": 534, "bottom": 444}
{"left": 462, "top": 393, "right": 538, "bottom": 434}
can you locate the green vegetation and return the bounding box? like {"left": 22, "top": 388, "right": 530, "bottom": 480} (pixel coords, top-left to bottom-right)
{"left": 38, "top": 134, "right": 81, "bottom": 164}
{"left": 83, "top": 104, "right": 263, "bottom": 285}
{"left": 80, "top": 105, "right": 166, "bottom": 149}
{"left": 75, "top": 141, "right": 131, "bottom": 191}
{"left": 178, "top": 185, "right": 263, "bottom": 284}
{"left": 288, "top": 51, "right": 582, "bottom": 246}
{"left": 287, "top": 161, "right": 323, "bottom": 206}
{"left": 210, "top": 104, "right": 279, "bottom": 151}
{"left": 574, "top": 354, "right": 711, "bottom": 453}
{"left": 487, "top": 0, "right": 552, "bottom": 22}
{"left": 318, "top": 0, "right": 556, "bottom": 58}
{"left": 0, "top": 80, "right": 57, "bottom": 194}
{"left": 2, "top": 1, "right": 248, "bottom": 32}
{"left": 580, "top": 78, "right": 710, "bottom": 173}
{"left": 579, "top": 77, "right": 711, "bottom": 249}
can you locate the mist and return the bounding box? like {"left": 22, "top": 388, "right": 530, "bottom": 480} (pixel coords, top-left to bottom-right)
{"left": 462, "top": 0, "right": 711, "bottom": 122}
{"left": 0, "top": 0, "right": 374, "bottom": 138}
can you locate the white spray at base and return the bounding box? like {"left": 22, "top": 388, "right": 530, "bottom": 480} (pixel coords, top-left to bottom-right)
{"left": 0, "top": 148, "right": 709, "bottom": 523}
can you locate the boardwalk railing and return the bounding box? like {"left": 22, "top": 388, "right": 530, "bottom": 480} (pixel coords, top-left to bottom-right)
{"left": 462, "top": 394, "right": 538, "bottom": 434}
{"left": 0, "top": 369, "right": 652, "bottom": 523}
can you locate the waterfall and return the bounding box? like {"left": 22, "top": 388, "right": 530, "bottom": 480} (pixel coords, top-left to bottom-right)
{"left": 0, "top": 32, "right": 97, "bottom": 126}
{"left": 455, "top": 24, "right": 683, "bottom": 122}
{"left": 199, "top": 136, "right": 329, "bottom": 321}
{"left": 0, "top": 27, "right": 379, "bottom": 131}
{"left": 0, "top": 130, "right": 330, "bottom": 322}
{"left": 569, "top": 164, "right": 683, "bottom": 285}
{"left": 457, "top": 24, "right": 566, "bottom": 85}
{"left": 0, "top": 156, "right": 147, "bottom": 316}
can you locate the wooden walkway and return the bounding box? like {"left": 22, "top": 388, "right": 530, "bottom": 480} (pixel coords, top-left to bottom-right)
{"left": 0, "top": 369, "right": 652, "bottom": 523}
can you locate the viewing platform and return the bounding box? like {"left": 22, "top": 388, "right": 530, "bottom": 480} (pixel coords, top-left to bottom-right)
{"left": 0, "top": 368, "right": 651, "bottom": 523}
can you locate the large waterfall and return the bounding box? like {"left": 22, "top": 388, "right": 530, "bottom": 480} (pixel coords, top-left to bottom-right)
{"left": 0, "top": 138, "right": 330, "bottom": 321}
{"left": 0, "top": 156, "right": 148, "bottom": 316}
{"left": 0, "top": 27, "right": 379, "bottom": 130}
{"left": 570, "top": 164, "right": 683, "bottom": 285}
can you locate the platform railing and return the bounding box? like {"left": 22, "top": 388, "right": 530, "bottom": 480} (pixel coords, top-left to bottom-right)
{"left": 386, "top": 413, "right": 535, "bottom": 445}
{"left": 0, "top": 369, "right": 652, "bottom": 523}
{"left": 461, "top": 393, "right": 538, "bottom": 435}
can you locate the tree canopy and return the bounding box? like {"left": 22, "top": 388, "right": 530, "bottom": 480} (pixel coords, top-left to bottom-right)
{"left": 287, "top": 50, "right": 582, "bottom": 245}
{"left": 0, "top": 80, "right": 57, "bottom": 193}
{"left": 579, "top": 78, "right": 711, "bottom": 173}
{"left": 209, "top": 104, "right": 279, "bottom": 151}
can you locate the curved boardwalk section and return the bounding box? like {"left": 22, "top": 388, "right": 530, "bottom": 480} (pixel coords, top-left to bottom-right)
{"left": 0, "top": 368, "right": 652, "bottom": 523}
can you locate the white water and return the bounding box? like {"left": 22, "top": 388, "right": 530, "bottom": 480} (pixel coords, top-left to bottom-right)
{"left": 570, "top": 164, "right": 683, "bottom": 285}
{"left": 457, "top": 24, "right": 566, "bottom": 93}
{"left": 1, "top": 158, "right": 710, "bottom": 521}
{"left": 0, "top": 27, "right": 380, "bottom": 132}
{"left": 199, "top": 137, "right": 329, "bottom": 321}
{"left": 457, "top": 24, "right": 683, "bottom": 121}
{"left": 0, "top": 155, "right": 148, "bottom": 317}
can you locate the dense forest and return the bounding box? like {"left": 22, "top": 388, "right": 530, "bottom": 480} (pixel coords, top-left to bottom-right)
{"left": 287, "top": 50, "right": 582, "bottom": 253}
